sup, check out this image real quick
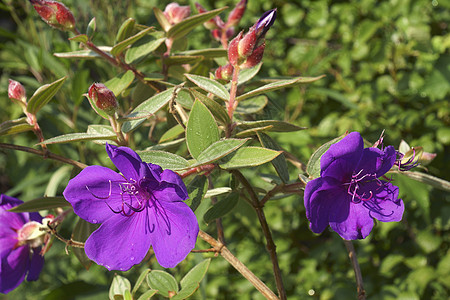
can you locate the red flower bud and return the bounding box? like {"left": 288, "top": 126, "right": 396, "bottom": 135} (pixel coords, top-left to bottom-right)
{"left": 88, "top": 83, "right": 118, "bottom": 116}
{"left": 238, "top": 30, "right": 257, "bottom": 58}
{"left": 8, "top": 79, "right": 27, "bottom": 103}
{"left": 240, "top": 42, "right": 265, "bottom": 69}
{"left": 30, "top": 0, "right": 76, "bottom": 31}
{"left": 228, "top": 31, "right": 243, "bottom": 66}
{"left": 215, "top": 63, "right": 234, "bottom": 81}
{"left": 163, "top": 3, "right": 191, "bottom": 25}
{"left": 226, "top": 0, "right": 247, "bottom": 28}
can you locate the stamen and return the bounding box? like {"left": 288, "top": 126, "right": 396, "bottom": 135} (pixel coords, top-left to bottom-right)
{"left": 85, "top": 180, "right": 112, "bottom": 199}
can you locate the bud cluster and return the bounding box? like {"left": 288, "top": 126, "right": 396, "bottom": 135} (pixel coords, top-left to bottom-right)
{"left": 30, "top": 0, "right": 76, "bottom": 31}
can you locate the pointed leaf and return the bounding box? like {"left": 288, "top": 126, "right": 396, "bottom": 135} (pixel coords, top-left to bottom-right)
{"left": 111, "top": 27, "right": 154, "bottom": 57}
{"left": 204, "top": 187, "right": 232, "bottom": 198}
{"left": 186, "top": 175, "right": 208, "bottom": 211}
{"left": 257, "top": 132, "right": 289, "bottom": 183}
{"left": 87, "top": 125, "right": 115, "bottom": 135}
{"left": 189, "top": 89, "right": 230, "bottom": 125}
{"left": 172, "top": 259, "right": 211, "bottom": 300}
{"left": 125, "top": 32, "right": 166, "bottom": 64}
{"left": 186, "top": 99, "right": 220, "bottom": 159}
{"left": 168, "top": 7, "right": 228, "bottom": 39}
{"left": 122, "top": 88, "right": 175, "bottom": 133}
{"left": 146, "top": 270, "right": 179, "bottom": 297}
{"left": 306, "top": 135, "right": 345, "bottom": 178}
{"left": 69, "top": 34, "right": 88, "bottom": 43}
{"left": 185, "top": 74, "right": 230, "bottom": 101}
{"left": 110, "top": 275, "right": 131, "bottom": 300}
{"left": 137, "top": 150, "right": 190, "bottom": 170}
{"left": 203, "top": 192, "right": 239, "bottom": 225}
{"left": 235, "top": 96, "right": 268, "bottom": 114}
{"left": 72, "top": 218, "right": 96, "bottom": 270}
{"left": 180, "top": 48, "right": 227, "bottom": 59}
{"left": 86, "top": 18, "right": 96, "bottom": 39}
{"left": 54, "top": 46, "right": 112, "bottom": 59}
{"left": 0, "top": 117, "right": 34, "bottom": 136}
{"left": 137, "top": 290, "right": 158, "bottom": 300}
{"left": 115, "top": 18, "right": 136, "bottom": 43}
{"left": 40, "top": 132, "right": 117, "bottom": 145}
{"left": 219, "top": 146, "right": 281, "bottom": 169}
{"left": 132, "top": 269, "right": 151, "bottom": 297}
{"left": 159, "top": 124, "right": 185, "bottom": 143}
{"left": 237, "top": 120, "right": 306, "bottom": 132}
{"left": 395, "top": 171, "right": 450, "bottom": 192}
{"left": 194, "top": 138, "right": 249, "bottom": 166}
{"left": 27, "top": 77, "right": 67, "bottom": 114}
{"left": 8, "top": 196, "right": 70, "bottom": 212}
{"left": 236, "top": 75, "right": 325, "bottom": 102}
{"left": 153, "top": 7, "right": 171, "bottom": 32}
{"left": 105, "top": 70, "right": 135, "bottom": 96}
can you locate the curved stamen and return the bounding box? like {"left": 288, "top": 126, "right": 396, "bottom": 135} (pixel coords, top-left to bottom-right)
{"left": 86, "top": 180, "right": 112, "bottom": 199}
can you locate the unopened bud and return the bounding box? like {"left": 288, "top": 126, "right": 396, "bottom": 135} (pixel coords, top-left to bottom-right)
{"left": 240, "top": 42, "right": 265, "bottom": 69}
{"left": 215, "top": 63, "right": 234, "bottom": 81}
{"left": 16, "top": 221, "right": 46, "bottom": 248}
{"left": 163, "top": 3, "right": 191, "bottom": 25}
{"left": 226, "top": 0, "right": 247, "bottom": 28}
{"left": 30, "top": 0, "right": 76, "bottom": 31}
{"left": 228, "top": 31, "right": 243, "bottom": 65}
{"left": 88, "top": 83, "right": 118, "bottom": 116}
{"left": 238, "top": 30, "right": 257, "bottom": 58}
{"left": 196, "top": 2, "right": 223, "bottom": 30}
{"left": 254, "top": 9, "right": 277, "bottom": 39}
{"left": 8, "top": 79, "right": 27, "bottom": 103}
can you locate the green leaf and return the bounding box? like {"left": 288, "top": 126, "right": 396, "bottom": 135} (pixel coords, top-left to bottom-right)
{"left": 185, "top": 74, "right": 230, "bottom": 101}
{"left": 194, "top": 138, "right": 249, "bottom": 166}
{"left": 186, "top": 99, "right": 220, "bottom": 159}
{"left": 86, "top": 92, "right": 110, "bottom": 120}
{"left": 40, "top": 132, "right": 117, "bottom": 145}
{"left": 172, "top": 259, "right": 211, "bottom": 300}
{"left": 204, "top": 187, "right": 232, "bottom": 198}
{"left": 236, "top": 75, "right": 325, "bottom": 102}
{"left": 306, "top": 135, "right": 345, "bottom": 178}
{"left": 0, "top": 117, "right": 34, "bottom": 136}
{"left": 136, "top": 290, "right": 158, "bottom": 300}
{"left": 54, "top": 46, "right": 112, "bottom": 59}
{"left": 311, "top": 87, "right": 358, "bottom": 110}
{"left": 204, "top": 192, "right": 239, "bottom": 225}
{"left": 237, "top": 120, "right": 306, "bottom": 133}
{"left": 235, "top": 96, "right": 268, "bottom": 114}
{"left": 111, "top": 27, "right": 153, "bottom": 57}
{"left": 394, "top": 171, "right": 450, "bottom": 192}
{"left": 257, "top": 133, "right": 289, "bottom": 183}
{"left": 125, "top": 32, "right": 166, "bottom": 64}
{"left": 159, "top": 124, "right": 185, "bottom": 143}
{"left": 146, "top": 270, "right": 179, "bottom": 297}
{"left": 109, "top": 275, "right": 131, "bottom": 300}
{"left": 86, "top": 124, "right": 115, "bottom": 135}
{"left": 27, "top": 77, "right": 67, "bottom": 114}
{"left": 163, "top": 55, "right": 203, "bottom": 66}
{"left": 180, "top": 48, "right": 227, "bottom": 59}
{"left": 115, "top": 18, "right": 136, "bottom": 43}
{"left": 8, "top": 196, "right": 70, "bottom": 212}
{"left": 86, "top": 17, "right": 96, "bottom": 39}
{"left": 219, "top": 147, "right": 281, "bottom": 169}
{"left": 167, "top": 7, "right": 227, "bottom": 39}
{"left": 153, "top": 7, "right": 171, "bottom": 32}
{"left": 71, "top": 218, "right": 96, "bottom": 270}
{"left": 122, "top": 88, "right": 175, "bottom": 133}
{"left": 416, "top": 230, "right": 442, "bottom": 253}
{"left": 137, "top": 150, "right": 190, "bottom": 170}
{"left": 132, "top": 269, "right": 151, "bottom": 297}
{"left": 69, "top": 34, "right": 88, "bottom": 43}
{"left": 105, "top": 70, "right": 135, "bottom": 96}
{"left": 225, "top": 63, "right": 262, "bottom": 90}
{"left": 189, "top": 89, "right": 230, "bottom": 125}
{"left": 186, "top": 175, "right": 208, "bottom": 211}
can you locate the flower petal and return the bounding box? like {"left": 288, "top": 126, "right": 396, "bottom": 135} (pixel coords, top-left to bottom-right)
{"left": 63, "top": 166, "right": 127, "bottom": 224}
{"left": 304, "top": 177, "right": 348, "bottom": 234}
{"left": 84, "top": 213, "right": 151, "bottom": 271}
{"left": 320, "top": 132, "right": 363, "bottom": 181}
{"left": 26, "top": 248, "right": 44, "bottom": 281}
{"left": 361, "top": 181, "right": 404, "bottom": 222}
{"left": 106, "top": 143, "right": 144, "bottom": 181}
{"left": 0, "top": 194, "right": 23, "bottom": 208}
{"left": 329, "top": 201, "right": 374, "bottom": 240}
{"left": 149, "top": 201, "right": 199, "bottom": 268}
{"left": 357, "top": 146, "right": 396, "bottom": 178}
{"left": 0, "top": 245, "right": 29, "bottom": 294}
{"left": 156, "top": 169, "right": 189, "bottom": 202}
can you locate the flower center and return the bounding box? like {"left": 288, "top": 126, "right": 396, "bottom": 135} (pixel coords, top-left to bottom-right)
{"left": 346, "top": 169, "right": 376, "bottom": 203}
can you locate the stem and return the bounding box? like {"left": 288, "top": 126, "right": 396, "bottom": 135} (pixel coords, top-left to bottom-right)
{"left": 198, "top": 230, "right": 279, "bottom": 300}
{"left": 109, "top": 116, "right": 127, "bottom": 146}
{"left": 208, "top": 177, "right": 226, "bottom": 245}
{"left": 231, "top": 170, "right": 287, "bottom": 300}
{"left": 0, "top": 143, "right": 88, "bottom": 169}
{"left": 344, "top": 240, "right": 366, "bottom": 300}
{"left": 227, "top": 66, "right": 240, "bottom": 121}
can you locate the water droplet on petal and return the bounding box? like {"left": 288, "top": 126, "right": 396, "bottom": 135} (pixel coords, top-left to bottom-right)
{"left": 130, "top": 256, "right": 135, "bottom": 261}
{"left": 92, "top": 219, "right": 97, "bottom": 223}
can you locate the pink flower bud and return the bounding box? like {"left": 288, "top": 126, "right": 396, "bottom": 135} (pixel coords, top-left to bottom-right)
{"left": 30, "top": 0, "right": 76, "bottom": 31}
{"left": 8, "top": 79, "right": 27, "bottom": 103}
{"left": 16, "top": 221, "right": 46, "bottom": 248}
{"left": 196, "top": 2, "right": 223, "bottom": 30}
{"left": 228, "top": 31, "right": 243, "bottom": 66}
{"left": 212, "top": 29, "right": 221, "bottom": 41}
{"left": 240, "top": 42, "right": 265, "bottom": 69}
{"left": 215, "top": 63, "right": 234, "bottom": 81}
{"left": 226, "top": 0, "right": 247, "bottom": 28}
{"left": 88, "top": 83, "right": 118, "bottom": 116}
{"left": 238, "top": 30, "right": 257, "bottom": 58}
{"left": 163, "top": 3, "right": 191, "bottom": 25}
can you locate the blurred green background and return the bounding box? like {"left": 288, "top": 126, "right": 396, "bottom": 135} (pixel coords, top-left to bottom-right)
{"left": 0, "top": 0, "right": 449, "bottom": 299}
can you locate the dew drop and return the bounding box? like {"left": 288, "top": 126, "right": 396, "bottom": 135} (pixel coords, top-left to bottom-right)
{"left": 105, "top": 265, "right": 110, "bottom": 270}
{"left": 92, "top": 219, "right": 97, "bottom": 224}
{"left": 130, "top": 256, "right": 135, "bottom": 261}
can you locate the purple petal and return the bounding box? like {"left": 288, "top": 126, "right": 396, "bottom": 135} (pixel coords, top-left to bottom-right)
{"left": 320, "top": 132, "right": 363, "bottom": 181}
{"left": 329, "top": 201, "right": 374, "bottom": 240}
{"left": 106, "top": 143, "right": 144, "bottom": 182}
{"left": 357, "top": 146, "right": 396, "bottom": 178}
{"left": 63, "top": 166, "right": 127, "bottom": 224}
{"left": 149, "top": 201, "right": 199, "bottom": 268}
{"left": 84, "top": 213, "right": 151, "bottom": 271}
{"left": 361, "top": 181, "right": 404, "bottom": 222}
{"left": 26, "top": 248, "right": 44, "bottom": 281}
{"left": 0, "top": 194, "right": 23, "bottom": 208}
{"left": 0, "top": 245, "right": 29, "bottom": 294}
{"left": 156, "top": 169, "right": 189, "bottom": 202}
{"left": 304, "top": 177, "right": 348, "bottom": 234}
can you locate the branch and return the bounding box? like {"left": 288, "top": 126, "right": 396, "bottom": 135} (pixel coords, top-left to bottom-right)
{"left": 198, "top": 230, "right": 279, "bottom": 300}
{"left": 344, "top": 240, "right": 366, "bottom": 300}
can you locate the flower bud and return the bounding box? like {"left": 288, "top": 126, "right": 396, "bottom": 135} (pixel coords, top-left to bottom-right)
{"left": 16, "top": 221, "right": 46, "bottom": 249}
{"left": 228, "top": 31, "right": 243, "bottom": 65}
{"left": 254, "top": 9, "right": 277, "bottom": 39}
{"left": 8, "top": 79, "right": 27, "bottom": 103}
{"left": 30, "top": 0, "right": 76, "bottom": 31}
{"left": 163, "top": 3, "right": 191, "bottom": 25}
{"left": 88, "top": 83, "right": 118, "bottom": 116}
{"left": 226, "top": 0, "right": 247, "bottom": 28}
{"left": 215, "top": 63, "right": 234, "bottom": 81}
{"left": 240, "top": 42, "right": 265, "bottom": 69}
{"left": 238, "top": 30, "right": 257, "bottom": 58}
{"left": 195, "top": 2, "right": 223, "bottom": 30}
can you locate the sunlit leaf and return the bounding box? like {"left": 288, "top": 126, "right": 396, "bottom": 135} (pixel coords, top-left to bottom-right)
{"left": 146, "top": 270, "right": 178, "bottom": 297}
{"left": 219, "top": 147, "right": 281, "bottom": 169}
{"left": 185, "top": 74, "right": 230, "bottom": 101}
{"left": 27, "top": 77, "right": 67, "bottom": 114}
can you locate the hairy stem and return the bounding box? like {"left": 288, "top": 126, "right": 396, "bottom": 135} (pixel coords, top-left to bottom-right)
{"left": 198, "top": 230, "right": 279, "bottom": 300}
{"left": 344, "top": 240, "right": 366, "bottom": 300}
{"left": 227, "top": 66, "right": 240, "bottom": 121}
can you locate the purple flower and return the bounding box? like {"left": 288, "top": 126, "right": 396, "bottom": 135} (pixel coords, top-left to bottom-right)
{"left": 0, "top": 195, "right": 45, "bottom": 294}
{"left": 63, "top": 144, "right": 199, "bottom": 271}
{"left": 304, "top": 132, "right": 405, "bottom": 240}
